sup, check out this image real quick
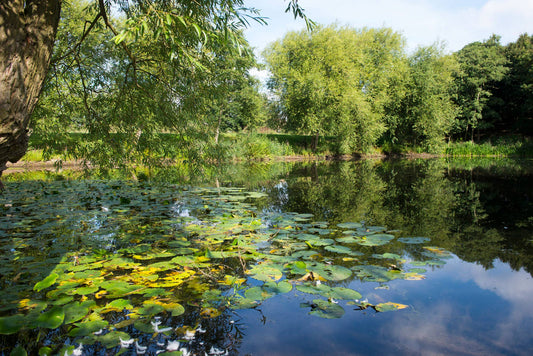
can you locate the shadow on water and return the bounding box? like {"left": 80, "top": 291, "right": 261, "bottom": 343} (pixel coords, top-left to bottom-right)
{"left": 1, "top": 158, "right": 532, "bottom": 355}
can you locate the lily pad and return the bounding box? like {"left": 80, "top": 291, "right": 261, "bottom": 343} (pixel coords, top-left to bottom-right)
{"left": 355, "top": 234, "right": 395, "bottom": 246}
{"left": 0, "top": 314, "right": 25, "bottom": 335}
{"left": 35, "top": 306, "right": 65, "bottom": 329}
{"left": 33, "top": 273, "right": 59, "bottom": 292}
{"left": 337, "top": 222, "right": 362, "bottom": 229}
{"left": 375, "top": 302, "right": 409, "bottom": 312}
{"left": 398, "top": 237, "right": 431, "bottom": 244}
{"left": 307, "top": 299, "right": 345, "bottom": 319}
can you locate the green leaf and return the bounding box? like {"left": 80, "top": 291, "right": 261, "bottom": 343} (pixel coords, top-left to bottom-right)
{"left": 69, "top": 319, "right": 108, "bottom": 337}
{"left": 263, "top": 280, "right": 292, "bottom": 295}
{"left": 375, "top": 302, "right": 409, "bottom": 312}
{"left": 398, "top": 237, "right": 431, "bottom": 244}
{"left": 10, "top": 345, "right": 27, "bottom": 356}
{"left": 34, "top": 273, "right": 59, "bottom": 292}
{"left": 337, "top": 222, "right": 362, "bottom": 229}
{"left": 64, "top": 300, "right": 96, "bottom": 324}
{"left": 0, "top": 315, "right": 25, "bottom": 335}
{"left": 35, "top": 306, "right": 65, "bottom": 329}
{"left": 307, "top": 299, "right": 345, "bottom": 319}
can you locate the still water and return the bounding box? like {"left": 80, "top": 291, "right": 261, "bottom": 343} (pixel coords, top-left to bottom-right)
{"left": 0, "top": 158, "right": 532, "bottom": 355}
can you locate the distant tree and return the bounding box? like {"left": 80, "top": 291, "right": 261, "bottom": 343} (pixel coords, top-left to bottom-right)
{"left": 453, "top": 35, "right": 508, "bottom": 141}
{"left": 264, "top": 25, "right": 405, "bottom": 153}
{"left": 501, "top": 33, "right": 533, "bottom": 134}
{"left": 385, "top": 44, "right": 458, "bottom": 151}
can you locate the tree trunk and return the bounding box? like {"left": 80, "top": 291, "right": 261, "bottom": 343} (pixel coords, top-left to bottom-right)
{"left": 0, "top": 0, "right": 61, "bottom": 175}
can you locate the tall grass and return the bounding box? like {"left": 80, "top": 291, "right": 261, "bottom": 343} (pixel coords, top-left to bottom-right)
{"left": 445, "top": 136, "right": 533, "bottom": 157}
{"left": 222, "top": 133, "right": 295, "bottom": 160}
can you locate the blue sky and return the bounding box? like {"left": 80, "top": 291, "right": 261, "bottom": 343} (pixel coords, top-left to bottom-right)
{"left": 244, "top": 0, "right": 533, "bottom": 57}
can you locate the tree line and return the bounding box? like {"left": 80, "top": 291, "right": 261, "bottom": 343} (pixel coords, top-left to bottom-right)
{"left": 1, "top": 1, "right": 531, "bottom": 173}
{"left": 265, "top": 25, "right": 533, "bottom": 153}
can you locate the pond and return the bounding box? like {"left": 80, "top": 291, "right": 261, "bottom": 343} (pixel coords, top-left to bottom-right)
{"left": 1, "top": 158, "right": 532, "bottom": 355}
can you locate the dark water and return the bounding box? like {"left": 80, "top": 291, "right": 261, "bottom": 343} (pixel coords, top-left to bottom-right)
{"left": 1, "top": 158, "right": 532, "bottom": 355}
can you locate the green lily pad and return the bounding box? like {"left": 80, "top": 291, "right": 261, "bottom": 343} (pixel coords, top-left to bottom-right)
{"left": 245, "top": 286, "right": 274, "bottom": 301}
{"left": 327, "top": 287, "right": 362, "bottom": 300}
{"left": 375, "top": 302, "right": 409, "bottom": 312}
{"left": 308, "top": 263, "right": 352, "bottom": 281}
{"left": 64, "top": 300, "right": 96, "bottom": 324}
{"left": 295, "top": 283, "right": 331, "bottom": 295}
{"left": 307, "top": 299, "right": 345, "bottom": 319}
{"left": 0, "top": 314, "right": 25, "bottom": 335}
{"left": 325, "top": 245, "right": 353, "bottom": 254}
{"left": 36, "top": 306, "right": 65, "bottom": 329}
{"left": 33, "top": 273, "right": 59, "bottom": 292}
{"left": 398, "top": 237, "right": 431, "bottom": 244}
{"left": 263, "top": 280, "right": 293, "bottom": 295}
{"left": 356, "top": 234, "right": 395, "bottom": 246}
{"left": 247, "top": 264, "right": 283, "bottom": 282}
{"left": 337, "top": 222, "right": 362, "bottom": 229}
{"left": 69, "top": 319, "right": 109, "bottom": 337}
{"left": 96, "top": 330, "right": 132, "bottom": 348}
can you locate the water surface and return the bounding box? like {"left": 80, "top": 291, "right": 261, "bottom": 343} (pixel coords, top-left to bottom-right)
{"left": 1, "top": 158, "right": 531, "bottom": 355}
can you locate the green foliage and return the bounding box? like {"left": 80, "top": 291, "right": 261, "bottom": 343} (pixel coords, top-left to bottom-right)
{"left": 384, "top": 43, "right": 458, "bottom": 152}
{"left": 264, "top": 25, "right": 406, "bottom": 153}
{"left": 445, "top": 136, "right": 533, "bottom": 156}
{"left": 29, "top": 0, "right": 288, "bottom": 168}
{"left": 453, "top": 35, "right": 509, "bottom": 141}
{"left": 223, "top": 133, "right": 295, "bottom": 160}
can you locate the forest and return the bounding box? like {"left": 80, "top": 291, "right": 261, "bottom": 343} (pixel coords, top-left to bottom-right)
{"left": 2, "top": 0, "right": 533, "bottom": 171}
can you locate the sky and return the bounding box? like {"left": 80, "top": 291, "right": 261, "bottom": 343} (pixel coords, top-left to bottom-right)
{"left": 243, "top": 0, "right": 533, "bottom": 58}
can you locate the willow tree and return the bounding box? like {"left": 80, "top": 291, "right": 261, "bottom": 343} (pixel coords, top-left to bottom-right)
{"left": 264, "top": 25, "right": 406, "bottom": 153}
{"left": 0, "top": 0, "right": 311, "bottom": 176}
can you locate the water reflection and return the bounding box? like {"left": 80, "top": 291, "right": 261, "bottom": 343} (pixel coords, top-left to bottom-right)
{"left": 2, "top": 158, "right": 532, "bottom": 355}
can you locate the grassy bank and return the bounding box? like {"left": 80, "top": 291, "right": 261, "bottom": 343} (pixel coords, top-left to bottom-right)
{"left": 19, "top": 132, "right": 533, "bottom": 164}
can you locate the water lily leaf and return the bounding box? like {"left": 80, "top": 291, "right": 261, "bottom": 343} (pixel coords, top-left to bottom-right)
{"left": 35, "top": 306, "right": 65, "bottom": 329}
{"left": 33, "top": 273, "right": 59, "bottom": 292}
{"left": 102, "top": 299, "right": 133, "bottom": 313}
{"left": 335, "top": 236, "right": 359, "bottom": 244}
{"left": 324, "top": 245, "right": 353, "bottom": 254}
{"left": 229, "top": 297, "right": 259, "bottom": 310}
{"left": 327, "top": 287, "right": 362, "bottom": 300}
{"left": 355, "top": 234, "right": 395, "bottom": 246}
{"left": 72, "top": 286, "right": 99, "bottom": 296}
{"left": 64, "top": 300, "right": 96, "bottom": 324}
{"left": 247, "top": 264, "right": 283, "bottom": 282}
{"left": 375, "top": 302, "right": 409, "bottom": 312}
{"left": 308, "top": 263, "right": 352, "bottom": 281}
{"left": 337, "top": 222, "right": 362, "bottom": 229}
{"left": 307, "top": 299, "right": 345, "bottom": 319}
{"left": 263, "top": 280, "right": 292, "bottom": 295}
{"left": 133, "top": 319, "right": 154, "bottom": 333}
{"left": 295, "top": 283, "right": 330, "bottom": 295}
{"left": 308, "top": 238, "right": 335, "bottom": 247}
{"left": 398, "top": 237, "right": 431, "bottom": 244}
{"left": 138, "top": 303, "right": 165, "bottom": 316}
{"left": 0, "top": 314, "right": 25, "bottom": 335}
{"left": 9, "top": 345, "right": 26, "bottom": 356}
{"left": 38, "top": 346, "right": 52, "bottom": 356}
{"left": 372, "top": 253, "right": 402, "bottom": 260}
{"left": 96, "top": 330, "right": 131, "bottom": 348}
{"left": 286, "top": 261, "right": 307, "bottom": 275}
{"left": 245, "top": 286, "right": 274, "bottom": 301}
{"left": 290, "top": 250, "right": 318, "bottom": 260}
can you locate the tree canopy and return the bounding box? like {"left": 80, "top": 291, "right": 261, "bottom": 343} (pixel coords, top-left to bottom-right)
{"left": 0, "top": 0, "right": 312, "bottom": 174}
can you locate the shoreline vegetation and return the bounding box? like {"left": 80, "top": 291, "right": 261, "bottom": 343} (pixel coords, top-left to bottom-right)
{"left": 6, "top": 132, "right": 532, "bottom": 175}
